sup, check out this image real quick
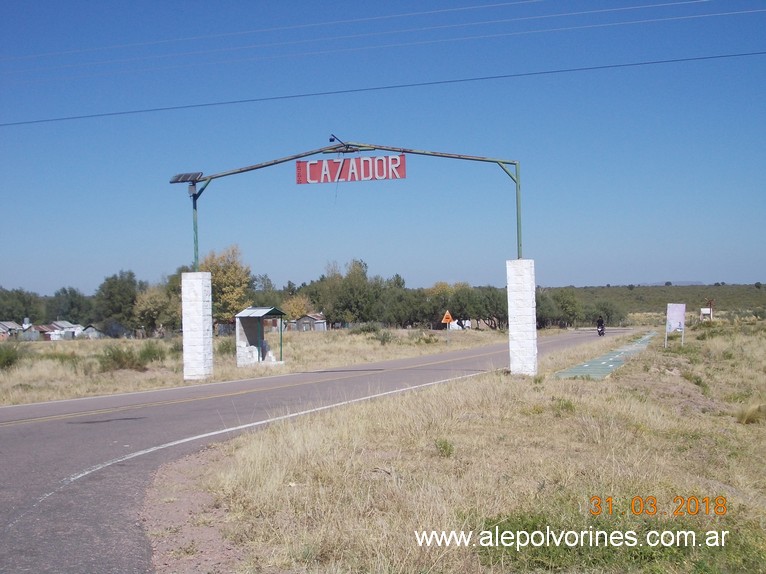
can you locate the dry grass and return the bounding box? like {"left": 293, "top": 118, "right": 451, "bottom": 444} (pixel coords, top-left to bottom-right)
{"left": 200, "top": 319, "right": 766, "bottom": 573}
{"left": 0, "top": 338, "right": 183, "bottom": 405}
{"left": 0, "top": 328, "right": 507, "bottom": 406}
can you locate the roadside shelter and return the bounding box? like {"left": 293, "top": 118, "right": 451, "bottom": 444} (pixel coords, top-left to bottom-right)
{"left": 235, "top": 306, "right": 285, "bottom": 366}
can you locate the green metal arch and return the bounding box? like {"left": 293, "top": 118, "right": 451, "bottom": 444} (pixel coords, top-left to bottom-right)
{"left": 171, "top": 140, "right": 522, "bottom": 269}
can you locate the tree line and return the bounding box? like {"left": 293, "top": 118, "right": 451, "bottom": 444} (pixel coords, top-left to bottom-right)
{"left": 0, "top": 246, "right": 517, "bottom": 334}
{"left": 14, "top": 245, "right": 760, "bottom": 335}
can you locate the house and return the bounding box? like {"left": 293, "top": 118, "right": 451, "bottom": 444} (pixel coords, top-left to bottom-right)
{"left": 47, "top": 321, "right": 84, "bottom": 340}
{"left": 82, "top": 324, "right": 106, "bottom": 339}
{"left": 293, "top": 313, "right": 327, "bottom": 332}
{"left": 0, "top": 321, "right": 23, "bottom": 341}
{"left": 18, "top": 324, "right": 52, "bottom": 341}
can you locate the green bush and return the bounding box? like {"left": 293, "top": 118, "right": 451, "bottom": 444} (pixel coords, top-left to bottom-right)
{"left": 98, "top": 345, "right": 147, "bottom": 372}
{"left": 410, "top": 330, "right": 438, "bottom": 345}
{"left": 216, "top": 336, "right": 236, "bottom": 356}
{"left": 168, "top": 338, "right": 183, "bottom": 356}
{"left": 0, "top": 343, "right": 22, "bottom": 370}
{"left": 434, "top": 438, "right": 455, "bottom": 458}
{"left": 40, "top": 351, "right": 80, "bottom": 367}
{"left": 370, "top": 330, "right": 394, "bottom": 346}
{"left": 349, "top": 322, "right": 382, "bottom": 335}
{"left": 138, "top": 340, "right": 167, "bottom": 364}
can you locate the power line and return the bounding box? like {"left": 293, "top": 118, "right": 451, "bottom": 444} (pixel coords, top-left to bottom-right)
{"left": 0, "top": 0, "right": 545, "bottom": 62}
{"left": 3, "top": 1, "right": 744, "bottom": 77}
{"left": 4, "top": 8, "right": 763, "bottom": 86}
{"left": 1, "top": 50, "right": 764, "bottom": 128}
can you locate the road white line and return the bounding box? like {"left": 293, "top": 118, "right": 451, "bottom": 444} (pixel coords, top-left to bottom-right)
{"left": 6, "top": 370, "right": 488, "bottom": 530}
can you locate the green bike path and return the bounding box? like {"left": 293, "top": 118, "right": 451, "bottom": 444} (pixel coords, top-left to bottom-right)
{"left": 555, "top": 331, "right": 657, "bottom": 380}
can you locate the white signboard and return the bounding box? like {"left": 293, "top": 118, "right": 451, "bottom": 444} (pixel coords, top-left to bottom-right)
{"left": 665, "top": 303, "right": 686, "bottom": 347}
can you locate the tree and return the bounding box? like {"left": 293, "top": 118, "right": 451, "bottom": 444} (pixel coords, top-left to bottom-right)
{"left": 335, "top": 259, "right": 373, "bottom": 324}
{"left": 46, "top": 287, "right": 92, "bottom": 324}
{"left": 283, "top": 281, "right": 298, "bottom": 297}
{"left": 536, "top": 288, "right": 560, "bottom": 328}
{"left": 475, "top": 286, "right": 508, "bottom": 330}
{"left": 93, "top": 270, "right": 145, "bottom": 335}
{"left": 388, "top": 273, "right": 405, "bottom": 290}
{"left": 449, "top": 282, "right": 478, "bottom": 328}
{"left": 164, "top": 265, "right": 193, "bottom": 301}
{"left": 252, "top": 273, "right": 281, "bottom": 307}
{"left": 133, "top": 285, "right": 181, "bottom": 332}
{"left": 376, "top": 275, "right": 412, "bottom": 327}
{"left": 551, "top": 288, "right": 582, "bottom": 327}
{"left": 302, "top": 262, "right": 343, "bottom": 326}
{"left": 407, "top": 288, "right": 432, "bottom": 328}
{"left": 281, "top": 293, "right": 312, "bottom": 320}
{"left": 582, "top": 299, "right": 626, "bottom": 326}
{"left": 425, "top": 282, "right": 453, "bottom": 325}
{"left": 0, "top": 287, "right": 45, "bottom": 324}
{"left": 199, "top": 245, "right": 253, "bottom": 323}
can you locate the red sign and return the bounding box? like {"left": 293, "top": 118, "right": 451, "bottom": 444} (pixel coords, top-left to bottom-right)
{"left": 296, "top": 154, "right": 406, "bottom": 184}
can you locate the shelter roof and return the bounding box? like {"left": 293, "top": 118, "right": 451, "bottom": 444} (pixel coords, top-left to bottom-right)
{"left": 235, "top": 306, "right": 286, "bottom": 318}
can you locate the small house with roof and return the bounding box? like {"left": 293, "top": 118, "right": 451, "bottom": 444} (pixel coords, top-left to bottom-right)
{"left": 294, "top": 312, "right": 327, "bottom": 332}
{"left": 0, "top": 321, "right": 23, "bottom": 341}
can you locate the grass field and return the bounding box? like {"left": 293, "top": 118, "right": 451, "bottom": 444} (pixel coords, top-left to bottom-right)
{"left": 186, "top": 318, "right": 765, "bottom": 573}
{"left": 0, "top": 327, "right": 505, "bottom": 406}
{"left": 4, "top": 317, "right": 765, "bottom": 572}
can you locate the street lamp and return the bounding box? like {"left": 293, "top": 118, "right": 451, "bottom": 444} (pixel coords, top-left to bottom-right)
{"left": 169, "top": 172, "right": 206, "bottom": 270}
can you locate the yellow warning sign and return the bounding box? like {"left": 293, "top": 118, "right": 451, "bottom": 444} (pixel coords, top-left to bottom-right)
{"left": 441, "top": 310, "right": 453, "bottom": 324}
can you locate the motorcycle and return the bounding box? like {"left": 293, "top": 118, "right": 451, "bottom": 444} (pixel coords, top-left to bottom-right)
{"left": 597, "top": 324, "right": 605, "bottom": 337}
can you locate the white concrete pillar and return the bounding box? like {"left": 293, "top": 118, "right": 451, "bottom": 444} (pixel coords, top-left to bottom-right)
{"left": 182, "top": 272, "right": 213, "bottom": 380}
{"left": 506, "top": 259, "right": 537, "bottom": 376}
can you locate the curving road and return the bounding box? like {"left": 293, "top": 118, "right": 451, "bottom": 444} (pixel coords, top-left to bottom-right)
{"left": 0, "top": 330, "right": 620, "bottom": 572}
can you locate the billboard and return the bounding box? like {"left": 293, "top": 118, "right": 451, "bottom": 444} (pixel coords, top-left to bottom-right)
{"left": 665, "top": 303, "right": 686, "bottom": 347}
{"left": 666, "top": 303, "right": 686, "bottom": 333}
{"left": 296, "top": 154, "right": 406, "bottom": 184}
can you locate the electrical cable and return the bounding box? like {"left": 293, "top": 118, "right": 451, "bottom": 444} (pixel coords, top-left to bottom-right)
{"left": 2, "top": 50, "right": 763, "bottom": 128}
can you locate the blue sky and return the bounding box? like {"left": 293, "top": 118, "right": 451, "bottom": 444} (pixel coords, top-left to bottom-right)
{"left": 1, "top": 0, "right": 764, "bottom": 296}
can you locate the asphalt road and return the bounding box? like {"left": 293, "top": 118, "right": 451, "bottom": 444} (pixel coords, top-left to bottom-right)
{"left": 0, "top": 330, "right": 620, "bottom": 573}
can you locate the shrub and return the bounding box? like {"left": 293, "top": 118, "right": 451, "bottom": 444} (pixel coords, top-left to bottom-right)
{"left": 0, "top": 343, "right": 22, "bottom": 370}
{"left": 98, "top": 345, "right": 147, "bottom": 372}
{"left": 409, "top": 330, "right": 438, "bottom": 345}
{"left": 737, "top": 404, "right": 766, "bottom": 424}
{"left": 168, "top": 338, "right": 183, "bottom": 356}
{"left": 434, "top": 438, "right": 455, "bottom": 458}
{"left": 41, "top": 351, "right": 80, "bottom": 367}
{"left": 682, "top": 371, "right": 708, "bottom": 393}
{"left": 216, "top": 336, "right": 236, "bottom": 356}
{"left": 350, "top": 323, "right": 382, "bottom": 335}
{"left": 553, "top": 397, "right": 576, "bottom": 415}
{"left": 370, "top": 330, "right": 394, "bottom": 346}
{"left": 138, "top": 340, "right": 167, "bottom": 364}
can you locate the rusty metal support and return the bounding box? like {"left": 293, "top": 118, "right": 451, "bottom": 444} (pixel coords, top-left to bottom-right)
{"left": 171, "top": 140, "right": 523, "bottom": 264}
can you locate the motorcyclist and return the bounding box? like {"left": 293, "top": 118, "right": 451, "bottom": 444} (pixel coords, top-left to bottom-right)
{"left": 597, "top": 316, "right": 605, "bottom": 335}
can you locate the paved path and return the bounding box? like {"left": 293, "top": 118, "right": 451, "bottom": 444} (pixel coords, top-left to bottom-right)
{"left": 1, "top": 331, "right": 623, "bottom": 573}
{"left": 555, "top": 331, "right": 657, "bottom": 380}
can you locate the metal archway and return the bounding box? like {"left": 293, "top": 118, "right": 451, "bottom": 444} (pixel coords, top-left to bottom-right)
{"left": 171, "top": 139, "right": 522, "bottom": 270}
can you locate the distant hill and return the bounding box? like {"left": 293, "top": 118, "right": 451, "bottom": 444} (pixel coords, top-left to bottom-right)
{"left": 547, "top": 284, "right": 765, "bottom": 314}
{"left": 642, "top": 281, "right": 704, "bottom": 286}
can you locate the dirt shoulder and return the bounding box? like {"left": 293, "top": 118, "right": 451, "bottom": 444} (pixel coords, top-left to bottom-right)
{"left": 141, "top": 444, "right": 244, "bottom": 574}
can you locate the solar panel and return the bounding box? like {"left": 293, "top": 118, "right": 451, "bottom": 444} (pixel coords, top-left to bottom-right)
{"left": 169, "top": 172, "right": 203, "bottom": 184}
